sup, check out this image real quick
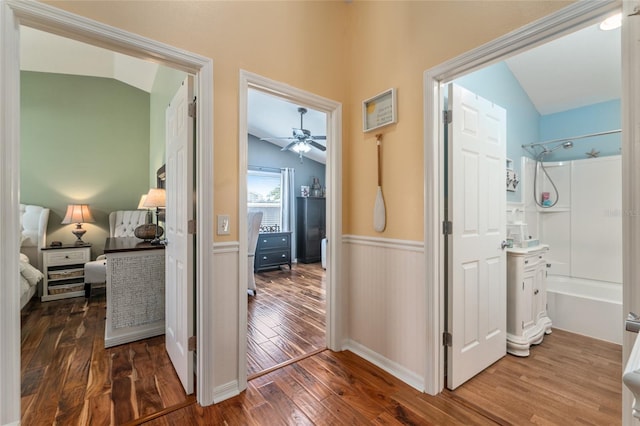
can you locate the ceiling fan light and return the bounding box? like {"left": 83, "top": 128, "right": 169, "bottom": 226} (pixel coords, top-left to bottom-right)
{"left": 291, "top": 141, "right": 311, "bottom": 153}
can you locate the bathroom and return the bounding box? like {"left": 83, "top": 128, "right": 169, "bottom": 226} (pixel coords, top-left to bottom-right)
{"left": 453, "top": 19, "right": 622, "bottom": 345}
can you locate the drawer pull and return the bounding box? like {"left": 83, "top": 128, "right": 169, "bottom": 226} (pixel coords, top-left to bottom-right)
{"left": 534, "top": 289, "right": 539, "bottom": 295}
{"left": 263, "top": 239, "right": 267, "bottom": 243}
{"left": 263, "top": 256, "right": 268, "bottom": 260}
{"left": 281, "top": 254, "right": 286, "bottom": 258}
{"left": 65, "top": 255, "right": 69, "bottom": 259}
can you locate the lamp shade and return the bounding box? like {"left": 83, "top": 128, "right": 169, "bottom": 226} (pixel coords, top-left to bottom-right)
{"left": 61, "top": 204, "right": 95, "bottom": 224}
{"left": 137, "top": 194, "right": 148, "bottom": 209}
{"left": 143, "top": 188, "right": 166, "bottom": 208}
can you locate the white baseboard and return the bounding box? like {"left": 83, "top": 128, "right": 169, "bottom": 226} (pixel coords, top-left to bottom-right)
{"left": 344, "top": 339, "right": 425, "bottom": 392}
{"left": 213, "top": 380, "right": 241, "bottom": 403}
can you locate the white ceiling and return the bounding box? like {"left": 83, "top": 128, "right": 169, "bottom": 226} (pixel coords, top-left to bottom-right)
{"left": 247, "top": 90, "right": 327, "bottom": 164}
{"left": 21, "top": 27, "right": 159, "bottom": 93}
{"left": 20, "top": 16, "right": 621, "bottom": 163}
{"left": 504, "top": 20, "right": 620, "bottom": 115}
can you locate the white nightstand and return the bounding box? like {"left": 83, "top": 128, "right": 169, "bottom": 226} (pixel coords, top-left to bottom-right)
{"left": 41, "top": 244, "right": 91, "bottom": 301}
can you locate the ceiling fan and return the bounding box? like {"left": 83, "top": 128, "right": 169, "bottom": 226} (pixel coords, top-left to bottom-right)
{"left": 261, "top": 107, "right": 326, "bottom": 156}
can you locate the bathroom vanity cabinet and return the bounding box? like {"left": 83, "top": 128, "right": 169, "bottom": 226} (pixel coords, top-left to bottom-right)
{"left": 506, "top": 245, "right": 552, "bottom": 356}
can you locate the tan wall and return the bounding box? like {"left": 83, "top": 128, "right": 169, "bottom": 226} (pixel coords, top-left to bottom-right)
{"left": 44, "top": 0, "right": 569, "bottom": 242}
{"left": 344, "top": 0, "right": 571, "bottom": 239}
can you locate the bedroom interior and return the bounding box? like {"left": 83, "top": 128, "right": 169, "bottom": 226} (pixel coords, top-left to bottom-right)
{"left": 246, "top": 88, "right": 328, "bottom": 377}
{"left": 18, "top": 27, "right": 194, "bottom": 423}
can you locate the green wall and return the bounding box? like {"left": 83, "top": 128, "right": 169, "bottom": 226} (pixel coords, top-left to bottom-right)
{"left": 21, "top": 71, "right": 150, "bottom": 258}
{"left": 149, "top": 67, "right": 187, "bottom": 187}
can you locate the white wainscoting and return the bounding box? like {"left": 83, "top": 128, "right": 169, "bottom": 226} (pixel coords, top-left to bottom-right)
{"left": 212, "top": 242, "right": 241, "bottom": 402}
{"left": 343, "top": 235, "right": 426, "bottom": 391}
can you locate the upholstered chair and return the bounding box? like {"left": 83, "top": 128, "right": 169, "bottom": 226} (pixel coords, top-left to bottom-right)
{"left": 84, "top": 210, "right": 148, "bottom": 298}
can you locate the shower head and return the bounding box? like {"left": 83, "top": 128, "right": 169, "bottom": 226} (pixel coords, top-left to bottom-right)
{"left": 543, "top": 140, "right": 574, "bottom": 154}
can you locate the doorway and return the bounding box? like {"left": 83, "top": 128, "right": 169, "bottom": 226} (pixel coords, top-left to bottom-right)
{"left": 238, "top": 70, "right": 342, "bottom": 389}
{"left": 0, "top": 2, "right": 215, "bottom": 420}
{"left": 424, "top": 0, "right": 623, "bottom": 396}
{"left": 246, "top": 89, "right": 328, "bottom": 377}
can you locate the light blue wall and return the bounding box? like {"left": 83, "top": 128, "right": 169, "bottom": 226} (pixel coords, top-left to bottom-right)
{"left": 455, "top": 62, "right": 540, "bottom": 203}
{"left": 538, "top": 99, "right": 621, "bottom": 161}
{"left": 248, "top": 134, "right": 326, "bottom": 194}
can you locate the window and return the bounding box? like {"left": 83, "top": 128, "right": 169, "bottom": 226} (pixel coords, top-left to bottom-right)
{"left": 248, "top": 170, "right": 281, "bottom": 231}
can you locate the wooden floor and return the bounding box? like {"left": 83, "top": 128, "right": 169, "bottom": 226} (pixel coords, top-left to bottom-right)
{"left": 21, "top": 272, "right": 622, "bottom": 425}
{"left": 248, "top": 262, "right": 326, "bottom": 377}
{"left": 144, "top": 330, "right": 622, "bottom": 425}
{"left": 20, "top": 291, "right": 189, "bottom": 425}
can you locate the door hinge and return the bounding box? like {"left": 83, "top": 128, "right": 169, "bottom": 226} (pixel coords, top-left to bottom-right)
{"left": 442, "top": 221, "right": 453, "bottom": 235}
{"left": 188, "top": 219, "right": 196, "bottom": 235}
{"left": 188, "top": 336, "right": 197, "bottom": 351}
{"left": 188, "top": 100, "right": 197, "bottom": 118}
{"left": 443, "top": 331, "right": 452, "bottom": 347}
{"left": 443, "top": 110, "right": 452, "bottom": 124}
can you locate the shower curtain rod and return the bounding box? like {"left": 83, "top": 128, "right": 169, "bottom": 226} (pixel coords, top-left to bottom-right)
{"left": 521, "top": 129, "right": 621, "bottom": 150}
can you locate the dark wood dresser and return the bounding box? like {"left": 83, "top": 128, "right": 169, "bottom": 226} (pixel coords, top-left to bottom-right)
{"left": 296, "top": 197, "right": 326, "bottom": 263}
{"left": 254, "top": 231, "right": 292, "bottom": 272}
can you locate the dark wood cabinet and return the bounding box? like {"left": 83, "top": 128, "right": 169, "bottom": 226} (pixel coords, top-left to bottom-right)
{"left": 254, "top": 231, "right": 292, "bottom": 272}
{"left": 296, "top": 197, "right": 326, "bottom": 264}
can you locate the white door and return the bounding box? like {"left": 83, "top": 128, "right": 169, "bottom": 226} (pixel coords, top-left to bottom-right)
{"left": 165, "top": 76, "right": 195, "bottom": 394}
{"left": 447, "top": 84, "right": 507, "bottom": 390}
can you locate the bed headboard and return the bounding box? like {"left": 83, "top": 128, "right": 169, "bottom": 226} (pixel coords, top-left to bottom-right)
{"left": 20, "top": 204, "right": 49, "bottom": 271}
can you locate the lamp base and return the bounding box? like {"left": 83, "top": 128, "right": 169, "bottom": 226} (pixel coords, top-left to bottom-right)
{"left": 72, "top": 225, "right": 87, "bottom": 245}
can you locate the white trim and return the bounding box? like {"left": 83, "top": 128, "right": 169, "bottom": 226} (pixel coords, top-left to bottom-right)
{"left": 423, "top": 0, "right": 620, "bottom": 396}
{"left": 344, "top": 339, "right": 424, "bottom": 392}
{"left": 342, "top": 234, "right": 424, "bottom": 253}
{"left": 213, "top": 380, "right": 240, "bottom": 403}
{"left": 238, "top": 70, "right": 343, "bottom": 391}
{"left": 0, "top": 1, "right": 215, "bottom": 420}
{"left": 213, "top": 241, "right": 240, "bottom": 254}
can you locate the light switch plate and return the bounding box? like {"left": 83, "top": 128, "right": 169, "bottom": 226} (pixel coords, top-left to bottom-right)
{"left": 217, "top": 214, "right": 230, "bottom": 235}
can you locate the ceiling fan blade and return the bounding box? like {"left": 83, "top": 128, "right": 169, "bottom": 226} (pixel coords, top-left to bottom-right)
{"left": 308, "top": 140, "right": 326, "bottom": 151}
{"left": 261, "top": 136, "right": 296, "bottom": 141}
{"left": 281, "top": 140, "right": 298, "bottom": 151}
{"left": 311, "top": 135, "right": 326, "bottom": 140}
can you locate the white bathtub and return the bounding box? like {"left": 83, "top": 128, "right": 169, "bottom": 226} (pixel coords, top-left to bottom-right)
{"left": 546, "top": 275, "right": 622, "bottom": 345}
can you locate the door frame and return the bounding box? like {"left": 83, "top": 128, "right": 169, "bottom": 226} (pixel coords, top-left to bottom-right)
{"left": 423, "top": 0, "right": 621, "bottom": 396}
{"left": 238, "top": 70, "right": 343, "bottom": 389}
{"left": 0, "top": 0, "right": 215, "bottom": 420}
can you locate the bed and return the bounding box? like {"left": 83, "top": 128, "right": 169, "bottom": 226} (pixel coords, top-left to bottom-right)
{"left": 20, "top": 253, "right": 43, "bottom": 309}
{"left": 20, "top": 204, "right": 49, "bottom": 308}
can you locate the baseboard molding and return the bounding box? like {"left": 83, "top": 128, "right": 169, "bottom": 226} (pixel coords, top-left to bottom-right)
{"left": 213, "top": 241, "right": 239, "bottom": 254}
{"left": 342, "top": 234, "right": 424, "bottom": 252}
{"left": 344, "top": 339, "right": 425, "bottom": 392}
{"left": 213, "top": 380, "right": 241, "bottom": 403}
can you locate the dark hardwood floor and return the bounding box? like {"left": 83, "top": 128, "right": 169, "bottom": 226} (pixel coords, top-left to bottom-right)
{"left": 144, "top": 330, "right": 621, "bottom": 425}
{"left": 20, "top": 291, "right": 189, "bottom": 425}
{"left": 248, "top": 262, "right": 326, "bottom": 377}
{"left": 21, "top": 267, "right": 622, "bottom": 425}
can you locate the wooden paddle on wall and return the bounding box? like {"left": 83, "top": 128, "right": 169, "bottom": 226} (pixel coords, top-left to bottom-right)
{"left": 373, "top": 134, "right": 386, "bottom": 232}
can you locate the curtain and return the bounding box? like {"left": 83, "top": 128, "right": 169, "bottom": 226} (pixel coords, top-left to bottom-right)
{"left": 281, "top": 168, "right": 296, "bottom": 260}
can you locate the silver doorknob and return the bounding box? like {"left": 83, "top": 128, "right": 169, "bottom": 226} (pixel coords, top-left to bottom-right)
{"left": 501, "top": 240, "right": 509, "bottom": 250}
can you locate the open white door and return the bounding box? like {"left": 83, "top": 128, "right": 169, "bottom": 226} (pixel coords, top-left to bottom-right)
{"left": 447, "top": 84, "right": 507, "bottom": 390}
{"left": 165, "top": 76, "right": 195, "bottom": 394}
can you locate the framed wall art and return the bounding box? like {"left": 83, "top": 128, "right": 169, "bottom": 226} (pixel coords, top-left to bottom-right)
{"left": 363, "top": 88, "right": 397, "bottom": 132}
